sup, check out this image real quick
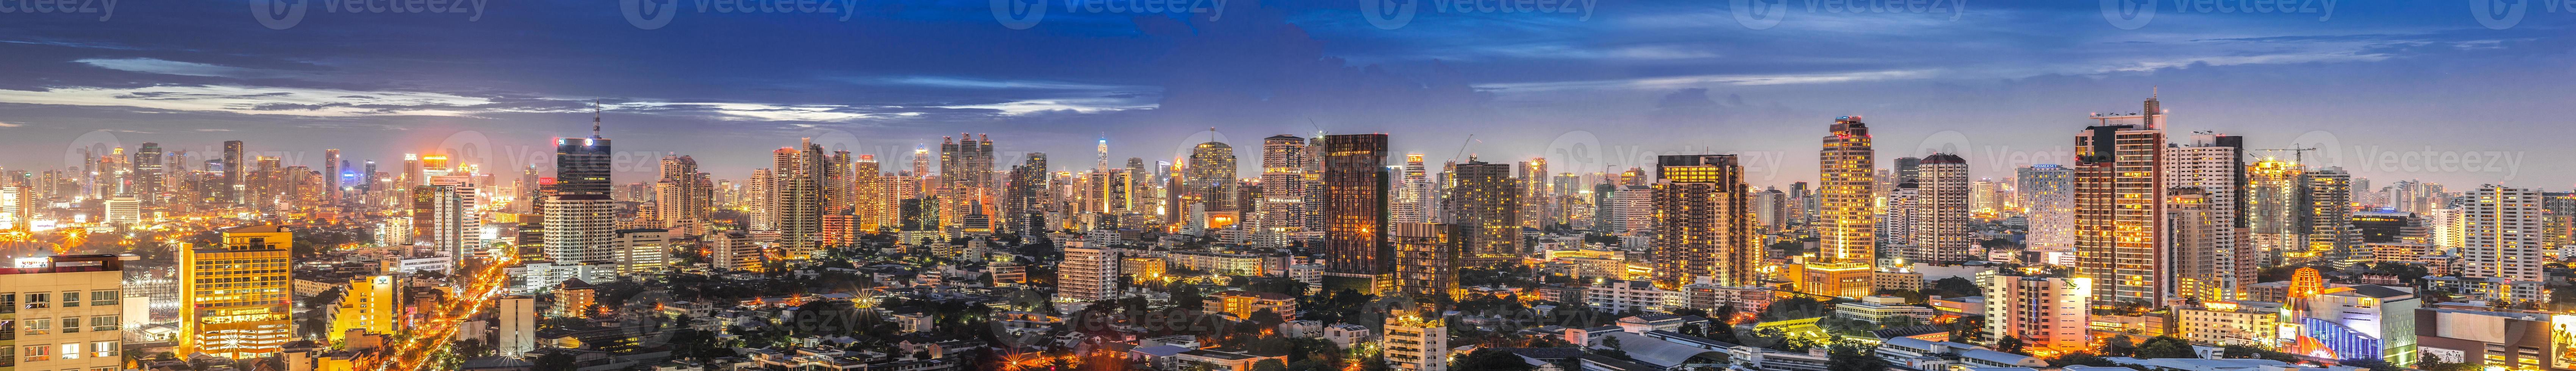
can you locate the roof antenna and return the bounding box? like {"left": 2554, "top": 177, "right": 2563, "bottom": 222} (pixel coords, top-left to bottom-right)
{"left": 591, "top": 99, "right": 603, "bottom": 139}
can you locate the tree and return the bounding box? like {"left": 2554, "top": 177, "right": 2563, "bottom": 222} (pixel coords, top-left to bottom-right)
{"left": 2099, "top": 334, "right": 2137, "bottom": 357}
{"left": 1598, "top": 336, "right": 1630, "bottom": 359}
{"left": 1455, "top": 349, "right": 1539, "bottom": 371}
{"left": 1993, "top": 336, "right": 2026, "bottom": 354}
{"left": 2134, "top": 337, "right": 2196, "bottom": 359}
{"left": 1252, "top": 359, "right": 1290, "bottom": 371}
{"left": 2048, "top": 352, "right": 2114, "bottom": 367}
{"left": 1825, "top": 339, "right": 1892, "bottom": 371}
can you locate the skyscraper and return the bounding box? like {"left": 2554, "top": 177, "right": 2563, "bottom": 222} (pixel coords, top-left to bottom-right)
{"left": 321, "top": 148, "right": 339, "bottom": 203}
{"left": 1912, "top": 153, "right": 1972, "bottom": 265}
{"left": 2074, "top": 97, "right": 2170, "bottom": 307}
{"left": 1185, "top": 141, "right": 1238, "bottom": 214}
{"left": 2245, "top": 159, "right": 2304, "bottom": 267}
{"left": 2167, "top": 188, "right": 2236, "bottom": 302}
{"left": 136, "top": 142, "right": 164, "bottom": 203}
{"left": 1518, "top": 158, "right": 1548, "bottom": 228}
{"left": 545, "top": 109, "right": 618, "bottom": 267}
{"left": 2301, "top": 168, "right": 2357, "bottom": 262}
{"left": 1391, "top": 222, "right": 1464, "bottom": 302}
{"left": 1652, "top": 154, "right": 1757, "bottom": 289}
{"left": 652, "top": 155, "right": 712, "bottom": 233}
{"left": 181, "top": 225, "right": 295, "bottom": 359}
{"left": 1258, "top": 135, "right": 1310, "bottom": 245}
{"left": 939, "top": 134, "right": 995, "bottom": 230}
{"left": 1892, "top": 156, "right": 1921, "bottom": 184}
{"left": 1809, "top": 116, "right": 1877, "bottom": 298}
{"left": 1323, "top": 134, "right": 1391, "bottom": 283}
{"left": 2462, "top": 185, "right": 2542, "bottom": 282}
{"left": 768, "top": 139, "right": 828, "bottom": 258}
{"left": 1449, "top": 160, "right": 1520, "bottom": 265}
{"left": 222, "top": 140, "right": 244, "bottom": 204}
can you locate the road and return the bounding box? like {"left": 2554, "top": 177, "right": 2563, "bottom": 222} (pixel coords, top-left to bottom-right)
{"left": 369, "top": 254, "right": 517, "bottom": 371}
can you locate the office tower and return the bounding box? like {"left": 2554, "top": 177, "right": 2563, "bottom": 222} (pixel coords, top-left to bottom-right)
{"left": 1893, "top": 156, "right": 1921, "bottom": 184}
{"left": 903, "top": 145, "right": 930, "bottom": 200}
{"left": 1518, "top": 158, "right": 1548, "bottom": 228}
{"left": 1651, "top": 154, "right": 1756, "bottom": 289}
{"left": 496, "top": 295, "right": 536, "bottom": 357}
{"left": 546, "top": 115, "right": 617, "bottom": 267}
{"left": 2074, "top": 97, "right": 2169, "bottom": 307}
{"left": 136, "top": 142, "right": 163, "bottom": 202}
{"left": 181, "top": 225, "right": 294, "bottom": 359}
{"left": 1185, "top": 141, "right": 1238, "bottom": 214}
{"left": 1259, "top": 135, "right": 1310, "bottom": 244}
{"left": 1912, "top": 153, "right": 1972, "bottom": 265}
{"left": 363, "top": 160, "right": 378, "bottom": 193}
{"left": 1, "top": 185, "right": 29, "bottom": 230}
{"left": 2302, "top": 168, "right": 2358, "bottom": 261}
{"left": 1391, "top": 222, "right": 1465, "bottom": 302}
{"left": 1809, "top": 116, "right": 1877, "bottom": 297}
{"left": 746, "top": 169, "right": 774, "bottom": 230}
{"left": 1881, "top": 184, "right": 1921, "bottom": 249}
{"left": 2168, "top": 189, "right": 2236, "bottom": 302}
{"left": 331, "top": 275, "right": 397, "bottom": 342}
{"left": 652, "top": 155, "right": 712, "bottom": 231}
{"left": 708, "top": 231, "right": 764, "bottom": 272}
{"left": 1980, "top": 274, "right": 2092, "bottom": 352}
{"left": 610, "top": 228, "right": 669, "bottom": 274}
{"left": 939, "top": 134, "right": 996, "bottom": 229}
{"left": 1057, "top": 246, "right": 1118, "bottom": 302}
{"left": 1393, "top": 153, "right": 1431, "bottom": 225}
{"left": 767, "top": 140, "right": 828, "bottom": 258}
{"left": 1448, "top": 160, "right": 1519, "bottom": 265}
{"left": 0, "top": 254, "right": 130, "bottom": 371}
{"left": 1323, "top": 134, "right": 1392, "bottom": 279}
{"left": 2462, "top": 185, "right": 2543, "bottom": 282}
{"left": 1127, "top": 157, "right": 1158, "bottom": 220}
{"left": 1000, "top": 154, "right": 1044, "bottom": 234}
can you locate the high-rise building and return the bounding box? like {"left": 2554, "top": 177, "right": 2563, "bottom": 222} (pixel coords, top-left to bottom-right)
{"left": 330, "top": 275, "right": 398, "bottom": 342}
{"left": 1518, "top": 158, "right": 1548, "bottom": 228}
{"left": 2246, "top": 159, "right": 2305, "bottom": 267}
{"left": 1185, "top": 141, "right": 1238, "bottom": 214}
{"left": 2462, "top": 185, "right": 2543, "bottom": 282}
{"left": 1892, "top": 156, "right": 1921, "bottom": 184}
{"left": 181, "top": 225, "right": 295, "bottom": 359}
{"left": 1980, "top": 274, "right": 2092, "bottom": 352}
{"left": 1651, "top": 154, "right": 1756, "bottom": 289}
{"left": 1382, "top": 308, "right": 1449, "bottom": 371}
{"left": 1390, "top": 222, "right": 1464, "bottom": 302}
{"left": 2168, "top": 189, "right": 2237, "bottom": 302}
{"left": 610, "top": 228, "right": 670, "bottom": 274}
{"left": 320, "top": 148, "right": 339, "bottom": 203}
{"left": 2074, "top": 97, "right": 2170, "bottom": 307}
{"left": 1968, "top": 179, "right": 1998, "bottom": 214}
{"left": 707, "top": 231, "right": 764, "bottom": 272}
{"left": 1448, "top": 160, "right": 1520, "bottom": 265}
{"left": 1323, "top": 134, "right": 1392, "bottom": 280}
{"left": 652, "top": 156, "right": 712, "bottom": 232}
{"left": 1808, "top": 116, "right": 1877, "bottom": 298}
{"left": 496, "top": 295, "right": 536, "bottom": 357}
{"left": 1002, "top": 153, "right": 1047, "bottom": 234}
{"left": 766, "top": 140, "right": 828, "bottom": 258}
{"left": 0, "top": 254, "right": 132, "bottom": 371}
{"left": 1057, "top": 245, "right": 1118, "bottom": 302}
{"left": 1258, "top": 135, "right": 1310, "bottom": 245}
{"left": 546, "top": 117, "right": 617, "bottom": 268}
{"left": 856, "top": 155, "right": 892, "bottom": 232}
{"left": 425, "top": 185, "right": 478, "bottom": 260}
{"left": 136, "top": 142, "right": 164, "bottom": 202}
{"left": 939, "top": 134, "right": 996, "bottom": 229}
{"left": 103, "top": 196, "right": 139, "bottom": 226}
{"left": 2302, "top": 168, "right": 2358, "bottom": 262}
{"left": 1395, "top": 153, "right": 1431, "bottom": 225}
{"left": 1912, "top": 153, "right": 1972, "bottom": 265}
{"left": 222, "top": 140, "right": 244, "bottom": 204}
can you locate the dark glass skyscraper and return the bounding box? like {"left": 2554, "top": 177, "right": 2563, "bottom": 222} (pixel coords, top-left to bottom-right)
{"left": 1323, "top": 134, "right": 1389, "bottom": 278}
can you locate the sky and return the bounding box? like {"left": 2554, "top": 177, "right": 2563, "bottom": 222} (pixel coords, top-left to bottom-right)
{"left": 0, "top": 0, "right": 2570, "bottom": 190}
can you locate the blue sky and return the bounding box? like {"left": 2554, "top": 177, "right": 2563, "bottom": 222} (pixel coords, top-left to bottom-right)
{"left": 0, "top": 0, "right": 2570, "bottom": 189}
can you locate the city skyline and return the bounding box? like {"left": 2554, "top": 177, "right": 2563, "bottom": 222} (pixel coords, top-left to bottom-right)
{"left": 0, "top": 1, "right": 2569, "bottom": 187}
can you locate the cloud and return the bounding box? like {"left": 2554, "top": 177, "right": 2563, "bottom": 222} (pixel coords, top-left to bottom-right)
{"left": 0, "top": 122, "right": 20, "bottom": 127}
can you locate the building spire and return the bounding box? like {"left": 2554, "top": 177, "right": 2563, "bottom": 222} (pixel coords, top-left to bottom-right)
{"left": 591, "top": 99, "right": 603, "bottom": 139}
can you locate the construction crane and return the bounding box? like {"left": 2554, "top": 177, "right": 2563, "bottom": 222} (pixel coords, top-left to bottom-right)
{"left": 1452, "top": 134, "right": 1478, "bottom": 163}
{"left": 2255, "top": 146, "right": 2321, "bottom": 164}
